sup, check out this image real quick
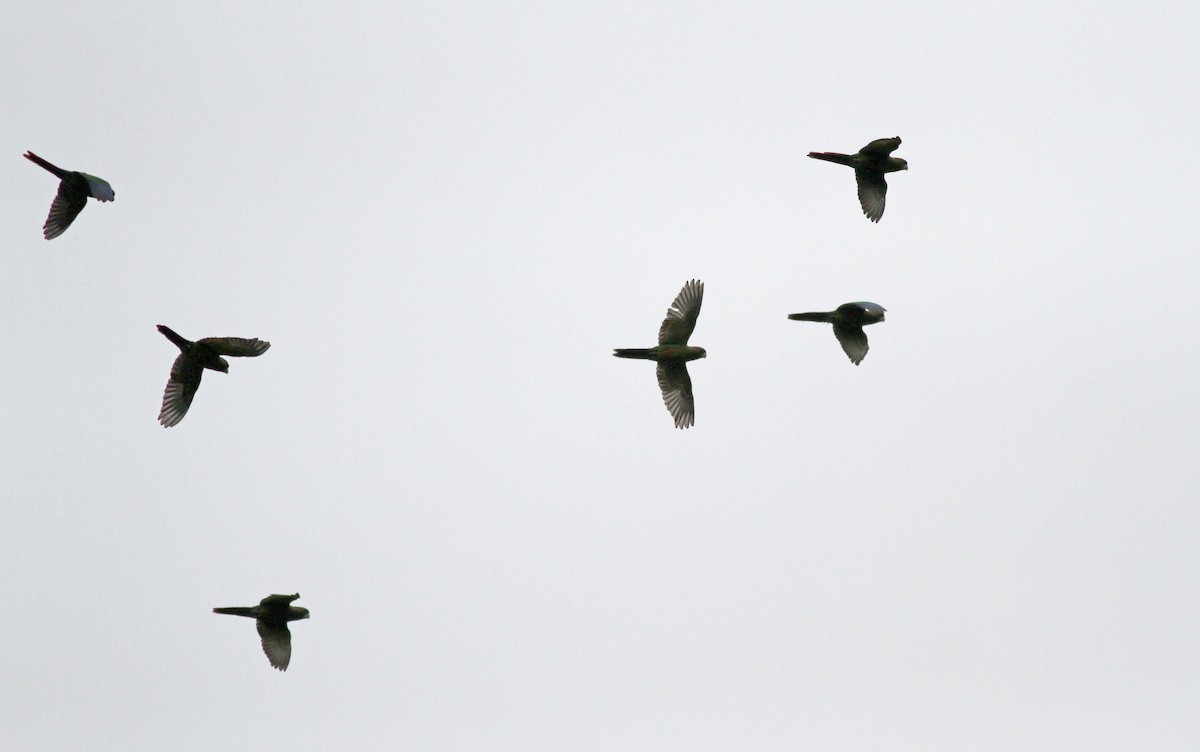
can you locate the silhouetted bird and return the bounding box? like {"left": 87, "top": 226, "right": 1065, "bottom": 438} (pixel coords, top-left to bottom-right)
{"left": 789, "top": 302, "right": 886, "bottom": 365}
{"left": 614, "top": 280, "right": 706, "bottom": 428}
{"left": 23, "top": 151, "right": 114, "bottom": 239}
{"left": 808, "top": 137, "right": 906, "bottom": 222}
{"left": 157, "top": 325, "right": 270, "bottom": 427}
{"left": 213, "top": 593, "right": 309, "bottom": 671}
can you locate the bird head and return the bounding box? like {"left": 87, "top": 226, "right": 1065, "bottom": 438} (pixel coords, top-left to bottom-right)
{"left": 698, "top": 348, "right": 707, "bottom": 359}
{"left": 290, "top": 607, "right": 311, "bottom": 621}
{"left": 214, "top": 357, "right": 230, "bottom": 373}
{"left": 897, "top": 158, "right": 908, "bottom": 170}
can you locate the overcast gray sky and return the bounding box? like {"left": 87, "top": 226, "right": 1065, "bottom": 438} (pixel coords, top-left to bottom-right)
{"left": 2, "top": 2, "right": 1198, "bottom": 750}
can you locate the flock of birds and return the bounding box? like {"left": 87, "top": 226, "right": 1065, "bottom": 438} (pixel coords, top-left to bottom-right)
{"left": 614, "top": 136, "right": 906, "bottom": 430}
{"left": 23, "top": 135, "right": 907, "bottom": 670}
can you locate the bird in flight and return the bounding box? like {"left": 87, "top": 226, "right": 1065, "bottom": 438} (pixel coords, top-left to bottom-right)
{"left": 614, "top": 280, "right": 706, "bottom": 428}
{"left": 807, "top": 137, "right": 906, "bottom": 222}
{"left": 213, "top": 593, "right": 309, "bottom": 671}
{"left": 156, "top": 325, "right": 270, "bottom": 427}
{"left": 23, "top": 151, "right": 114, "bottom": 239}
{"left": 788, "top": 302, "right": 886, "bottom": 365}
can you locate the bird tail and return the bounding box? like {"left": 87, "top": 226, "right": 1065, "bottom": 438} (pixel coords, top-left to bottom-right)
{"left": 807, "top": 151, "right": 856, "bottom": 167}
{"left": 213, "top": 607, "right": 259, "bottom": 618}
{"left": 23, "top": 151, "right": 68, "bottom": 178}
{"left": 613, "top": 348, "right": 655, "bottom": 359}
{"left": 788, "top": 312, "right": 834, "bottom": 323}
{"left": 157, "top": 325, "right": 191, "bottom": 350}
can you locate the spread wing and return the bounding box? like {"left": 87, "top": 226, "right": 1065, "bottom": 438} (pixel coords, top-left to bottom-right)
{"left": 257, "top": 621, "right": 293, "bottom": 671}
{"left": 197, "top": 337, "right": 271, "bottom": 357}
{"left": 657, "top": 280, "right": 704, "bottom": 345}
{"left": 656, "top": 361, "right": 695, "bottom": 429}
{"left": 859, "top": 136, "right": 901, "bottom": 157}
{"left": 832, "top": 322, "right": 869, "bottom": 365}
{"left": 42, "top": 183, "right": 89, "bottom": 240}
{"left": 854, "top": 169, "right": 888, "bottom": 223}
{"left": 159, "top": 353, "right": 203, "bottom": 427}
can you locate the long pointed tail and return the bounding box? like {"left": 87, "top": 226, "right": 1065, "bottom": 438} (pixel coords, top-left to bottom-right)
{"left": 157, "top": 324, "right": 191, "bottom": 350}
{"left": 213, "top": 606, "right": 259, "bottom": 618}
{"left": 807, "top": 151, "right": 856, "bottom": 167}
{"left": 613, "top": 348, "right": 655, "bottom": 359}
{"left": 23, "top": 151, "right": 68, "bottom": 178}
{"left": 788, "top": 312, "right": 834, "bottom": 323}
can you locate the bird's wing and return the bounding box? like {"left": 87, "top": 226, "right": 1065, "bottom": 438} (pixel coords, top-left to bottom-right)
{"left": 198, "top": 337, "right": 271, "bottom": 357}
{"left": 859, "top": 137, "right": 901, "bottom": 157}
{"left": 259, "top": 593, "right": 299, "bottom": 608}
{"left": 658, "top": 280, "right": 704, "bottom": 345}
{"left": 656, "top": 361, "right": 695, "bottom": 429}
{"left": 81, "top": 174, "right": 114, "bottom": 201}
{"left": 159, "top": 353, "right": 204, "bottom": 427}
{"left": 42, "top": 183, "right": 89, "bottom": 240}
{"left": 832, "top": 322, "right": 869, "bottom": 365}
{"left": 854, "top": 169, "right": 888, "bottom": 223}
{"left": 257, "top": 621, "right": 293, "bottom": 671}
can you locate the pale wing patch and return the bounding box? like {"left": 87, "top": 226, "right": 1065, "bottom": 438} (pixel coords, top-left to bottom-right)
{"left": 81, "top": 174, "right": 115, "bottom": 201}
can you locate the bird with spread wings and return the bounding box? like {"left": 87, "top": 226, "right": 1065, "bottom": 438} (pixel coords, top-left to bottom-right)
{"left": 808, "top": 137, "right": 907, "bottom": 222}
{"left": 614, "top": 280, "right": 707, "bottom": 429}
{"left": 789, "top": 302, "right": 887, "bottom": 365}
{"left": 156, "top": 325, "right": 270, "bottom": 427}
{"left": 213, "top": 594, "right": 309, "bottom": 671}
{"left": 23, "top": 151, "right": 115, "bottom": 239}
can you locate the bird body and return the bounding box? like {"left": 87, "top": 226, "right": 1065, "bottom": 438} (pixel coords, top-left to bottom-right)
{"left": 213, "top": 593, "right": 309, "bottom": 671}
{"left": 23, "top": 151, "right": 114, "bottom": 239}
{"left": 789, "top": 302, "right": 886, "bottom": 365}
{"left": 614, "top": 280, "right": 706, "bottom": 429}
{"left": 808, "top": 137, "right": 906, "bottom": 222}
{"left": 157, "top": 325, "right": 270, "bottom": 427}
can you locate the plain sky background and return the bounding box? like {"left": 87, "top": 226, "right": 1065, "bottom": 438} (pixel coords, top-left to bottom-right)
{"left": 2, "top": 2, "right": 1198, "bottom": 750}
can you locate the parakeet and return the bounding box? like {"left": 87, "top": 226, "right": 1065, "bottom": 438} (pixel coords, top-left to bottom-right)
{"left": 23, "top": 151, "right": 114, "bottom": 239}
{"left": 788, "top": 302, "right": 886, "bottom": 365}
{"left": 213, "top": 593, "right": 309, "bottom": 671}
{"left": 808, "top": 137, "right": 906, "bottom": 222}
{"left": 614, "top": 280, "right": 707, "bottom": 428}
{"left": 157, "top": 325, "right": 270, "bottom": 427}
